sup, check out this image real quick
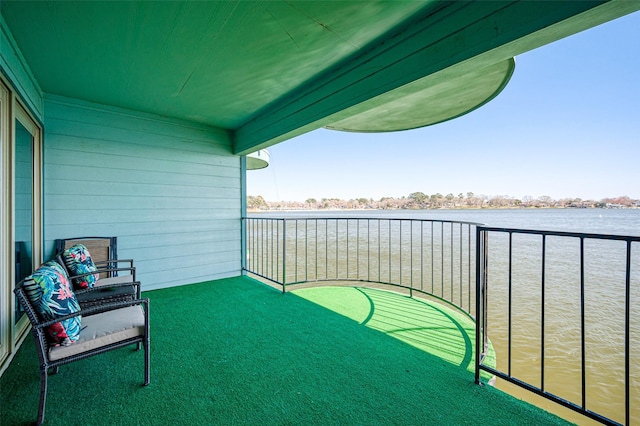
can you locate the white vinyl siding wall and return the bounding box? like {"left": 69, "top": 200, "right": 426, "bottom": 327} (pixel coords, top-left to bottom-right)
{"left": 43, "top": 95, "right": 241, "bottom": 290}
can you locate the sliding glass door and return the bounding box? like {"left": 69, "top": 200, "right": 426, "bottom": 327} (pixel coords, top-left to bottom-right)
{"left": 0, "top": 82, "right": 42, "bottom": 372}
{"left": 14, "top": 104, "right": 41, "bottom": 335}
{"left": 0, "top": 81, "right": 8, "bottom": 367}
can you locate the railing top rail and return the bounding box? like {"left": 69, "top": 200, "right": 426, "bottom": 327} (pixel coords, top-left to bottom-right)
{"left": 479, "top": 225, "right": 640, "bottom": 242}
{"left": 244, "top": 216, "right": 484, "bottom": 227}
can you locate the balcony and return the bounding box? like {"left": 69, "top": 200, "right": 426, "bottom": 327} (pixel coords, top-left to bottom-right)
{"left": 2, "top": 275, "right": 569, "bottom": 425}
{"left": 3, "top": 216, "right": 637, "bottom": 424}
{"left": 243, "top": 216, "right": 640, "bottom": 426}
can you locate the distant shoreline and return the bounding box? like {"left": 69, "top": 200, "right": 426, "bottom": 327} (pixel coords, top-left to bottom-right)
{"left": 247, "top": 194, "right": 639, "bottom": 211}
{"left": 247, "top": 205, "right": 639, "bottom": 213}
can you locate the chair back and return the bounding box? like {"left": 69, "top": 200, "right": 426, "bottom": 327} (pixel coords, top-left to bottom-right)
{"left": 55, "top": 237, "right": 117, "bottom": 278}
{"left": 14, "top": 284, "right": 42, "bottom": 328}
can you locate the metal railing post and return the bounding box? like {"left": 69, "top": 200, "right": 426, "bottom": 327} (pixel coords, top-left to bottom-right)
{"left": 282, "top": 219, "right": 287, "bottom": 293}
{"left": 475, "top": 226, "right": 484, "bottom": 385}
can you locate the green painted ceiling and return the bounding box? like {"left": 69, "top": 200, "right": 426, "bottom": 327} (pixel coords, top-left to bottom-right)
{"left": 1, "top": 1, "right": 427, "bottom": 128}
{"left": 1, "top": 1, "right": 639, "bottom": 155}
{"left": 325, "top": 58, "right": 515, "bottom": 132}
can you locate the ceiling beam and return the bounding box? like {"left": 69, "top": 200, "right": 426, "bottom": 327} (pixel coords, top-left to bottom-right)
{"left": 233, "top": 0, "right": 638, "bottom": 155}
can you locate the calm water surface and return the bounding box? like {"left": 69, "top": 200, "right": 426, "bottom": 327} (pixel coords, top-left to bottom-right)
{"left": 251, "top": 208, "right": 640, "bottom": 424}
{"left": 256, "top": 207, "right": 640, "bottom": 235}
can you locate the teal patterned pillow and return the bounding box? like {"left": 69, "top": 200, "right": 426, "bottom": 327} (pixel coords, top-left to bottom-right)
{"left": 22, "top": 262, "right": 81, "bottom": 346}
{"left": 62, "top": 244, "right": 99, "bottom": 289}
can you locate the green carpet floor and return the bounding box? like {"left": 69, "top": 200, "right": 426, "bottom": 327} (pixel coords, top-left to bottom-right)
{"left": 1, "top": 276, "right": 571, "bottom": 425}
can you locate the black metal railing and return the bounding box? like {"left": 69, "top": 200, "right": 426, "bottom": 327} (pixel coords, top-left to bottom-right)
{"left": 244, "top": 217, "right": 481, "bottom": 317}
{"left": 475, "top": 226, "right": 640, "bottom": 426}
{"left": 244, "top": 217, "right": 638, "bottom": 425}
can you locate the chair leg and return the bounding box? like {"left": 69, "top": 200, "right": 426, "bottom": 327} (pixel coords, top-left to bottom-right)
{"left": 144, "top": 339, "right": 150, "bottom": 386}
{"left": 37, "top": 367, "right": 48, "bottom": 425}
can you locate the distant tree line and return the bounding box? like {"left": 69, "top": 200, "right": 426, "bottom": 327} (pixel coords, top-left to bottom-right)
{"left": 247, "top": 193, "right": 640, "bottom": 211}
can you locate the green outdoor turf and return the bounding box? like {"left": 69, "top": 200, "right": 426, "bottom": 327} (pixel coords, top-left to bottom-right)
{"left": 1, "top": 276, "right": 571, "bottom": 425}
{"left": 292, "top": 286, "right": 496, "bottom": 378}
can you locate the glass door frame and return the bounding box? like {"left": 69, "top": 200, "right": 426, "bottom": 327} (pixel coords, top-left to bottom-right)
{"left": 0, "top": 76, "right": 43, "bottom": 374}
{"left": 0, "top": 79, "right": 9, "bottom": 368}
{"left": 12, "top": 100, "right": 42, "bottom": 343}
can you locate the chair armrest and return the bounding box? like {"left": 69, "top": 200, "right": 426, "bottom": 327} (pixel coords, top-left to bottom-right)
{"left": 75, "top": 280, "right": 141, "bottom": 300}
{"left": 69, "top": 266, "right": 136, "bottom": 281}
{"left": 36, "top": 297, "right": 149, "bottom": 329}
{"left": 94, "top": 259, "right": 134, "bottom": 268}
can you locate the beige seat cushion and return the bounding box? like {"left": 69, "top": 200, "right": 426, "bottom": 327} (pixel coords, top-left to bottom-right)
{"left": 49, "top": 305, "right": 145, "bottom": 361}
{"left": 94, "top": 275, "right": 135, "bottom": 287}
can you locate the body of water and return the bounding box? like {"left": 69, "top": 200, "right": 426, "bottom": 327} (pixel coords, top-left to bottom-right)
{"left": 249, "top": 208, "right": 640, "bottom": 424}
{"left": 253, "top": 207, "right": 640, "bottom": 236}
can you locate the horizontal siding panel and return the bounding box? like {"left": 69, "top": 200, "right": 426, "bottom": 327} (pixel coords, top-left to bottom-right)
{"left": 46, "top": 194, "right": 237, "bottom": 210}
{"left": 44, "top": 163, "right": 238, "bottom": 186}
{"left": 43, "top": 223, "right": 240, "bottom": 260}
{"left": 45, "top": 120, "right": 231, "bottom": 155}
{"left": 45, "top": 218, "right": 238, "bottom": 239}
{"left": 46, "top": 179, "right": 238, "bottom": 198}
{"left": 45, "top": 146, "right": 238, "bottom": 178}
{"left": 128, "top": 242, "right": 240, "bottom": 266}
{"left": 136, "top": 253, "right": 239, "bottom": 289}
{"left": 120, "top": 230, "right": 239, "bottom": 250}
{"left": 44, "top": 96, "right": 243, "bottom": 289}
{"left": 45, "top": 132, "right": 234, "bottom": 165}
{"left": 45, "top": 206, "right": 240, "bottom": 225}
{"left": 45, "top": 95, "right": 230, "bottom": 149}
{"left": 142, "top": 265, "right": 240, "bottom": 291}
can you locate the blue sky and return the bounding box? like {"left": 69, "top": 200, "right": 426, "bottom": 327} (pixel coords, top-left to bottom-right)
{"left": 248, "top": 11, "right": 640, "bottom": 202}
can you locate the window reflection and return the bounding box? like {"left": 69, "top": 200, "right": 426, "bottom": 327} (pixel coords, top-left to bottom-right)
{"left": 14, "top": 118, "right": 34, "bottom": 324}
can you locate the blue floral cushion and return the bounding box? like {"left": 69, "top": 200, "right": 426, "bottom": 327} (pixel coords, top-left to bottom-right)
{"left": 62, "top": 244, "right": 99, "bottom": 289}
{"left": 22, "top": 261, "right": 81, "bottom": 346}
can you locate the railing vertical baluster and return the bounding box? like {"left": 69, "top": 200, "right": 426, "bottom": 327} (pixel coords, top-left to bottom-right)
{"left": 410, "top": 220, "right": 413, "bottom": 297}
{"left": 335, "top": 220, "right": 338, "bottom": 279}
{"left": 282, "top": 219, "right": 286, "bottom": 292}
{"left": 388, "top": 219, "right": 392, "bottom": 284}
{"left": 475, "top": 226, "right": 484, "bottom": 385}
{"left": 625, "top": 239, "right": 631, "bottom": 426}
{"left": 441, "top": 222, "right": 444, "bottom": 298}
{"left": 451, "top": 222, "right": 454, "bottom": 302}
{"left": 431, "top": 221, "right": 434, "bottom": 294}
{"left": 541, "top": 234, "right": 546, "bottom": 392}
{"left": 271, "top": 219, "right": 275, "bottom": 281}
{"left": 315, "top": 218, "right": 318, "bottom": 281}
{"left": 580, "top": 237, "right": 586, "bottom": 410}
{"left": 421, "top": 221, "right": 424, "bottom": 292}
{"left": 294, "top": 220, "right": 298, "bottom": 282}
{"left": 346, "top": 219, "right": 350, "bottom": 280}
{"left": 305, "top": 219, "right": 308, "bottom": 282}
{"left": 357, "top": 219, "right": 360, "bottom": 280}
{"left": 376, "top": 219, "right": 382, "bottom": 282}
{"left": 400, "top": 220, "right": 403, "bottom": 288}
{"left": 261, "top": 219, "right": 264, "bottom": 277}
{"left": 326, "top": 219, "right": 330, "bottom": 278}
{"left": 508, "top": 231, "right": 513, "bottom": 378}
{"left": 459, "top": 223, "right": 463, "bottom": 308}
{"left": 468, "top": 224, "right": 472, "bottom": 314}
{"left": 367, "top": 219, "right": 371, "bottom": 282}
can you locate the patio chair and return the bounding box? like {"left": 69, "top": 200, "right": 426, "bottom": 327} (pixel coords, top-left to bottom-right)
{"left": 54, "top": 237, "right": 138, "bottom": 308}
{"left": 54, "top": 236, "right": 124, "bottom": 278}
{"left": 14, "top": 262, "right": 150, "bottom": 425}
